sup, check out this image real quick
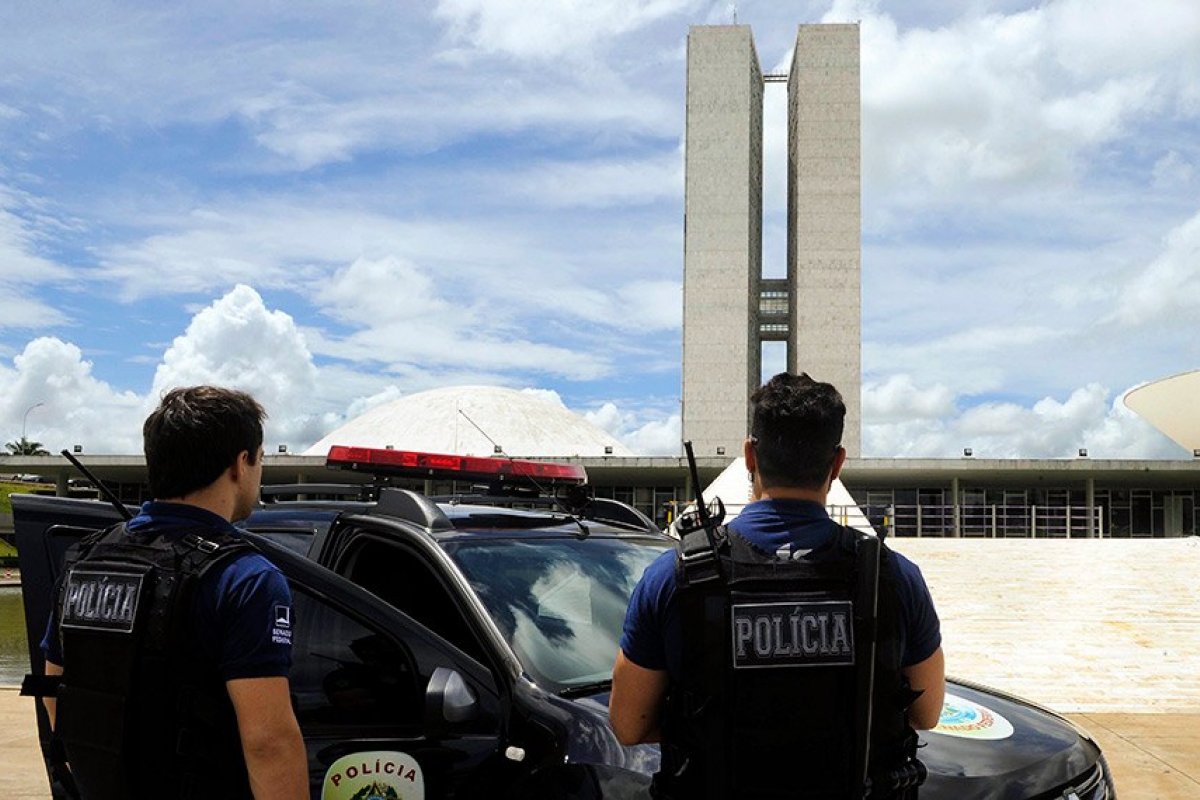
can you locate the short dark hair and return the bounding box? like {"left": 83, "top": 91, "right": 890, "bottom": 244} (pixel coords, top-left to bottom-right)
{"left": 143, "top": 386, "right": 266, "bottom": 499}
{"left": 750, "top": 372, "right": 845, "bottom": 490}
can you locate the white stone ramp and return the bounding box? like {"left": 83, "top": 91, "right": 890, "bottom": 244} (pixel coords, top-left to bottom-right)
{"left": 888, "top": 537, "right": 1200, "bottom": 714}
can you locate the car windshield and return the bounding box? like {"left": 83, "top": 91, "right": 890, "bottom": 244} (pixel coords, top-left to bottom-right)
{"left": 444, "top": 535, "right": 670, "bottom": 695}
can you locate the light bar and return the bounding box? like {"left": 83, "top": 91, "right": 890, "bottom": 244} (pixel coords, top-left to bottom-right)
{"left": 326, "top": 445, "right": 587, "bottom": 486}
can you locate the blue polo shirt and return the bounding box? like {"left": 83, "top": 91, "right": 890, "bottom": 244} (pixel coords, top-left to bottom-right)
{"left": 620, "top": 499, "right": 941, "bottom": 680}
{"left": 42, "top": 502, "right": 293, "bottom": 681}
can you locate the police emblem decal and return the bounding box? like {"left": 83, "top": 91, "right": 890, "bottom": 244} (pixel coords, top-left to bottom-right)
{"left": 731, "top": 601, "right": 854, "bottom": 668}
{"left": 271, "top": 604, "right": 293, "bottom": 645}
{"left": 928, "top": 694, "right": 1014, "bottom": 741}
{"left": 321, "top": 750, "right": 425, "bottom": 800}
{"left": 60, "top": 569, "right": 145, "bottom": 633}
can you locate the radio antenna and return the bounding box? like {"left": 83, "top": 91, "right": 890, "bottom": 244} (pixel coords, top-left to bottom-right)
{"left": 61, "top": 448, "right": 133, "bottom": 521}
{"left": 456, "top": 408, "right": 590, "bottom": 534}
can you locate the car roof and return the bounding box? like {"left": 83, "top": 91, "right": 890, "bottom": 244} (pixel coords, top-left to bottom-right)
{"left": 246, "top": 490, "right": 666, "bottom": 546}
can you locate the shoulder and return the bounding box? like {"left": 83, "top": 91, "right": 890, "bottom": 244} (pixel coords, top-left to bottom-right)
{"left": 880, "top": 544, "right": 940, "bottom": 623}
{"left": 202, "top": 547, "right": 291, "bottom": 609}
{"left": 882, "top": 545, "right": 930, "bottom": 590}
{"left": 632, "top": 548, "right": 678, "bottom": 604}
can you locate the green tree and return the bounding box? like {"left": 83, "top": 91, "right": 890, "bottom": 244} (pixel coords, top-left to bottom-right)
{"left": 5, "top": 437, "right": 49, "bottom": 456}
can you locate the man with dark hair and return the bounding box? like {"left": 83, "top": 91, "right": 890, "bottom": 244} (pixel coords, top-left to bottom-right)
{"left": 41, "top": 386, "right": 308, "bottom": 799}
{"left": 611, "top": 372, "right": 944, "bottom": 798}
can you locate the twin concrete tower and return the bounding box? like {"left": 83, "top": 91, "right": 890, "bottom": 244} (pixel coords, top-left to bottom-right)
{"left": 681, "top": 24, "right": 861, "bottom": 458}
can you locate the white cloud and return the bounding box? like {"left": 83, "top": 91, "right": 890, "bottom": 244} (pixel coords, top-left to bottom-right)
{"left": 624, "top": 413, "right": 682, "bottom": 455}
{"left": 150, "top": 285, "right": 325, "bottom": 448}
{"left": 434, "top": 0, "right": 699, "bottom": 62}
{"left": 845, "top": 0, "right": 1200, "bottom": 197}
{"left": 509, "top": 153, "right": 683, "bottom": 209}
{"left": 863, "top": 379, "right": 1183, "bottom": 458}
{"left": 0, "top": 185, "right": 74, "bottom": 329}
{"left": 0, "top": 338, "right": 143, "bottom": 453}
{"left": 520, "top": 387, "right": 568, "bottom": 409}
{"left": 1153, "top": 151, "right": 1195, "bottom": 189}
{"left": 584, "top": 401, "right": 681, "bottom": 455}
{"left": 863, "top": 374, "right": 956, "bottom": 423}
{"left": 1111, "top": 210, "right": 1200, "bottom": 327}
{"left": 0, "top": 3, "right": 684, "bottom": 172}
{"left": 309, "top": 256, "right": 614, "bottom": 381}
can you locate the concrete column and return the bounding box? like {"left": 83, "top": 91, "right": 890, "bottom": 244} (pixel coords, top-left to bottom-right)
{"left": 56, "top": 471, "right": 69, "bottom": 497}
{"left": 1086, "top": 478, "right": 1096, "bottom": 538}
{"left": 951, "top": 477, "right": 960, "bottom": 538}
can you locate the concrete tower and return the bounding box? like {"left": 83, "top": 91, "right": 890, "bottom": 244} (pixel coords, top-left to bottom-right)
{"left": 681, "top": 26, "right": 763, "bottom": 458}
{"left": 682, "top": 23, "right": 861, "bottom": 458}
{"left": 787, "top": 24, "right": 861, "bottom": 456}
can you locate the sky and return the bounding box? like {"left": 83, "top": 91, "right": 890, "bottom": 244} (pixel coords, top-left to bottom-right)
{"left": 0, "top": 0, "right": 1196, "bottom": 459}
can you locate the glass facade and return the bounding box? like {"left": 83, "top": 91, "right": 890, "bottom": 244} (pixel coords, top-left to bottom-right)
{"left": 847, "top": 486, "right": 1199, "bottom": 538}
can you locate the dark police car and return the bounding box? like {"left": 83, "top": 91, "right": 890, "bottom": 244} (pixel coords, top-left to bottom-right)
{"left": 15, "top": 447, "right": 1115, "bottom": 799}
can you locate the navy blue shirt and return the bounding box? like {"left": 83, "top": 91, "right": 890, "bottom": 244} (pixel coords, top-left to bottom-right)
{"left": 620, "top": 499, "right": 941, "bottom": 679}
{"left": 42, "top": 502, "right": 293, "bottom": 681}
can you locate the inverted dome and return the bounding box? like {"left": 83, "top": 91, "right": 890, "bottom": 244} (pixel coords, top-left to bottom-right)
{"left": 1123, "top": 370, "right": 1200, "bottom": 452}
{"left": 305, "top": 385, "right": 633, "bottom": 458}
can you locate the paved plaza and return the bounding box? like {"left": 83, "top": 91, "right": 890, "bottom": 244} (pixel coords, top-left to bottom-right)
{"left": 2, "top": 537, "right": 1197, "bottom": 798}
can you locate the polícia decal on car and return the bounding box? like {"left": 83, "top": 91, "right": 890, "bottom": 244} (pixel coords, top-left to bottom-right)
{"left": 321, "top": 751, "right": 425, "bottom": 799}
{"left": 929, "top": 694, "right": 1015, "bottom": 741}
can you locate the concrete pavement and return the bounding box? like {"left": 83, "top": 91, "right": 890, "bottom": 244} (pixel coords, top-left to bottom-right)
{"left": 2, "top": 537, "right": 1197, "bottom": 798}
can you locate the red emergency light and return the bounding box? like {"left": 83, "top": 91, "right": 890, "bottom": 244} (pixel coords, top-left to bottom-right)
{"left": 325, "top": 445, "right": 588, "bottom": 487}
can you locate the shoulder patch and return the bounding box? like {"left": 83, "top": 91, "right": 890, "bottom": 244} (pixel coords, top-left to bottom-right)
{"left": 271, "top": 604, "right": 293, "bottom": 646}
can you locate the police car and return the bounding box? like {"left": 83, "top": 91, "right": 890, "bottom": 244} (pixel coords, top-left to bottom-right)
{"left": 14, "top": 447, "right": 1115, "bottom": 799}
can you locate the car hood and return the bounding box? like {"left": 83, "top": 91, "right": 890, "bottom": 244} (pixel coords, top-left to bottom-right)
{"left": 562, "top": 680, "right": 1100, "bottom": 800}
{"left": 918, "top": 679, "right": 1101, "bottom": 799}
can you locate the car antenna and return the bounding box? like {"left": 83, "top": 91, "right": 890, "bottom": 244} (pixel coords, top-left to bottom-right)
{"left": 60, "top": 448, "right": 133, "bottom": 521}
{"left": 456, "top": 408, "right": 591, "bottom": 537}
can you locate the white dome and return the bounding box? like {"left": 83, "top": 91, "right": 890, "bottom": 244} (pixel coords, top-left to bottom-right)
{"left": 305, "top": 385, "right": 633, "bottom": 458}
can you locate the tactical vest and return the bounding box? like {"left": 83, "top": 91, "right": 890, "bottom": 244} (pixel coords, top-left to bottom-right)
{"left": 52, "top": 522, "right": 257, "bottom": 800}
{"left": 655, "top": 522, "right": 925, "bottom": 800}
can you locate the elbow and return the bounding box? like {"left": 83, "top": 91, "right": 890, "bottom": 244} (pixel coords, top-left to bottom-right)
{"left": 609, "top": 714, "right": 642, "bottom": 747}
{"left": 907, "top": 686, "right": 946, "bottom": 731}
{"left": 241, "top": 720, "right": 303, "bottom": 762}
{"left": 908, "top": 706, "right": 941, "bottom": 731}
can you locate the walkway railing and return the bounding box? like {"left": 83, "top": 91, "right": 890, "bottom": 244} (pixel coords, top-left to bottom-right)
{"left": 828, "top": 504, "right": 1107, "bottom": 538}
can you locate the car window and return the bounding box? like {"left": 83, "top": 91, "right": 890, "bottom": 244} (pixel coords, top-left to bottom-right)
{"left": 289, "top": 587, "right": 422, "bottom": 730}
{"left": 339, "top": 535, "right": 490, "bottom": 665}
{"left": 445, "top": 536, "right": 669, "bottom": 693}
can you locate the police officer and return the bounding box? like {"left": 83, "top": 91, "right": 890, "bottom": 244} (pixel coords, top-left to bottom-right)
{"left": 610, "top": 373, "right": 945, "bottom": 798}
{"left": 40, "top": 386, "right": 308, "bottom": 799}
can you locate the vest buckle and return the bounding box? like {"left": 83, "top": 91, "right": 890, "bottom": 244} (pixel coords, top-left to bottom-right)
{"left": 182, "top": 534, "right": 220, "bottom": 554}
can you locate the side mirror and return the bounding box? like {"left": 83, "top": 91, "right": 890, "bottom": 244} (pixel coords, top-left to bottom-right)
{"left": 425, "top": 667, "right": 479, "bottom": 736}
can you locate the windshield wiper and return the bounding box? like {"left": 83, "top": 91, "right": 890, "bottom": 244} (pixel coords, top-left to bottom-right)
{"left": 558, "top": 679, "right": 612, "bottom": 698}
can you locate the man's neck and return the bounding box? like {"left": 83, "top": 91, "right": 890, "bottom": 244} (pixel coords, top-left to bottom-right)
{"left": 757, "top": 485, "right": 828, "bottom": 505}
{"left": 157, "top": 491, "right": 233, "bottom": 523}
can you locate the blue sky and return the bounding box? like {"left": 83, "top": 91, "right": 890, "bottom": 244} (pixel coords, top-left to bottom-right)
{"left": 0, "top": 0, "right": 1197, "bottom": 457}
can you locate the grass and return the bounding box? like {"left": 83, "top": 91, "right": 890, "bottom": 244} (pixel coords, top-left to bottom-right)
{"left": 1, "top": 481, "right": 41, "bottom": 561}
{"left": 0, "top": 480, "right": 42, "bottom": 516}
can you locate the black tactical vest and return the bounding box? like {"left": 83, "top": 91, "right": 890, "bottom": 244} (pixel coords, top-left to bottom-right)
{"left": 655, "top": 522, "right": 925, "bottom": 800}
{"left": 53, "top": 522, "right": 257, "bottom": 800}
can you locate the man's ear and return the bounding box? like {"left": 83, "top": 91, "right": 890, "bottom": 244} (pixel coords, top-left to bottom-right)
{"left": 743, "top": 437, "right": 757, "bottom": 473}
{"left": 829, "top": 446, "right": 848, "bottom": 482}
{"left": 230, "top": 450, "right": 251, "bottom": 482}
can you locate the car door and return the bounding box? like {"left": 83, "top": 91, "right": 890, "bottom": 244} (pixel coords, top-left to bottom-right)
{"left": 248, "top": 536, "right": 511, "bottom": 800}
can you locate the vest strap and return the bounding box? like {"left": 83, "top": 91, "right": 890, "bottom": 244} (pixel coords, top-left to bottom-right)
{"left": 676, "top": 525, "right": 726, "bottom": 588}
